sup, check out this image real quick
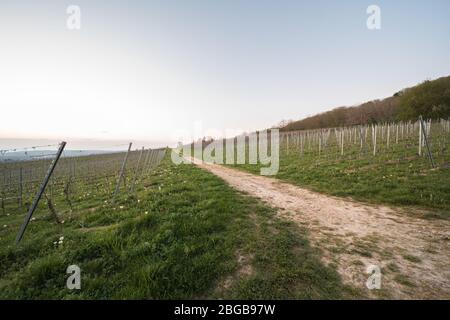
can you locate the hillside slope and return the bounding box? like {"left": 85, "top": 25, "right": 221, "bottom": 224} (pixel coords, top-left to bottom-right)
{"left": 281, "top": 75, "right": 450, "bottom": 131}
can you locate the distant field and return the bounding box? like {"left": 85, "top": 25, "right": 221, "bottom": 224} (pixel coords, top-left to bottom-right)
{"left": 0, "top": 154, "right": 356, "bottom": 299}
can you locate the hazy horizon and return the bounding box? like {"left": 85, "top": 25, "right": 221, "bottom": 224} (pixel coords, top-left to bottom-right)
{"left": 0, "top": 137, "right": 169, "bottom": 152}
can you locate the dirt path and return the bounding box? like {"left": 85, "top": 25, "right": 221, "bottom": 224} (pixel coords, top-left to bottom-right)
{"left": 191, "top": 159, "right": 450, "bottom": 299}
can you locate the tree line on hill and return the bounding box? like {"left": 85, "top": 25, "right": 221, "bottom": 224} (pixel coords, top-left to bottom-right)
{"left": 280, "top": 75, "right": 450, "bottom": 131}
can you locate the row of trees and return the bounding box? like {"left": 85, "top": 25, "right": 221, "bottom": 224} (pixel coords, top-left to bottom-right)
{"left": 280, "top": 75, "right": 450, "bottom": 131}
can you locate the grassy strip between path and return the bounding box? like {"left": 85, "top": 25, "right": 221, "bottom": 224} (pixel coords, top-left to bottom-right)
{"left": 0, "top": 155, "right": 358, "bottom": 299}
{"left": 227, "top": 150, "right": 450, "bottom": 219}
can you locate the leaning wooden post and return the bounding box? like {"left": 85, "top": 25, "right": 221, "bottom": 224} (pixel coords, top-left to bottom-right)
{"left": 148, "top": 149, "right": 156, "bottom": 169}
{"left": 143, "top": 148, "right": 151, "bottom": 168}
{"left": 130, "top": 146, "right": 145, "bottom": 194}
{"left": 112, "top": 142, "right": 132, "bottom": 203}
{"left": 139, "top": 148, "right": 153, "bottom": 179}
{"left": 144, "top": 148, "right": 153, "bottom": 170}
{"left": 15, "top": 141, "right": 66, "bottom": 244}
{"left": 419, "top": 116, "right": 436, "bottom": 168}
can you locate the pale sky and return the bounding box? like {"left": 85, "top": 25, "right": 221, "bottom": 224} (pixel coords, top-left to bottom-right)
{"left": 1, "top": 0, "right": 450, "bottom": 149}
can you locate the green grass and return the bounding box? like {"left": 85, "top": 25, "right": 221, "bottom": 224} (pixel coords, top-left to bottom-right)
{"left": 0, "top": 155, "right": 356, "bottom": 299}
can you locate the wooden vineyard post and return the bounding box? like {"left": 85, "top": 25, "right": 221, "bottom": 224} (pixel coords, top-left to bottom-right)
{"left": 419, "top": 116, "right": 436, "bottom": 168}
{"left": 419, "top": 119, "right": 422, "bottom": 156}
{"left": 130, "top": 147, "right": 145, "bottom": 194}
{"left": 143, "top": 148, "right": 152, "bottom": 169}
{"left": 359, "top": 126, "right": 364, "bottom": 150}
{"left": 300, "top": 134, "right": 303, "bottom": 156}
{"left": 112, "top": 142, "right": 132, "bottom": 203}
{"left": 396, "top": 124, "right": 399, "bottom": 144}
{"left": 387, "top": 124, "right": 390, "bottom": 149}
{"left": 318, "top": 132, "right": 322, "bottom": 156}
{"left": 144, "top": 149, "right": 153, "bottom": 172}
{"left": 308, "top": 132, "right": 311, "bottom": 150}
{"left": 63, "top": 158, "right": 75, "bottom": 211}
{"left": 141, "top": 149, "right": 152, "bottom": 177}
{"left": 146, "top": 149, "right": 154, "bottom": 170}
{"left": 286, "top": 134, "right": 289, "bottom": 155}
{"left": 365, "top": 126, "right": 368, "bottom": 144}
{"left": 149, "top": 149, "right": 156, "bottom": 168}
{"left": 15, "top": 141, "right": 66, "bottom": 244}
{"left": 372, "top": 125, "right": 377, "bottom": 156}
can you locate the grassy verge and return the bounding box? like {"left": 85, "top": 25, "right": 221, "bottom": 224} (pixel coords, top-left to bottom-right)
{"left": 0, "top": 155, "right": 356, "bottom": 299}
{"left": 227, "top": 144, "right": 450, "bottom": 219}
